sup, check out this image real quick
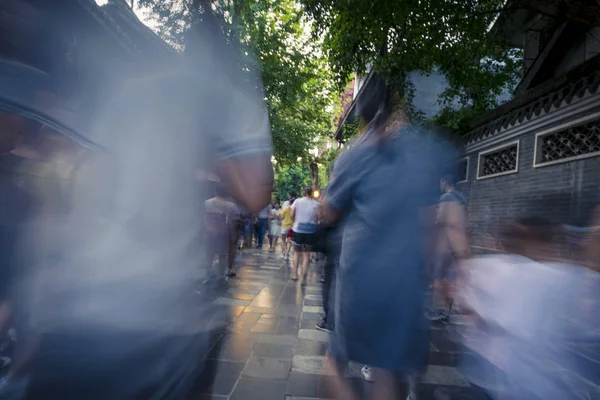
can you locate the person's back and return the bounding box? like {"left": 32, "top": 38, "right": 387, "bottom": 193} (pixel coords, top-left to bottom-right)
{"left": 323, "top": 125, "right": 449, "bottom": 383}
{"left": 292, "top": 195, "right": 318, "bottom": 231}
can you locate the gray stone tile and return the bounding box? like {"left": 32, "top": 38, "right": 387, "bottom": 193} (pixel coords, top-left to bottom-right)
{"left": 276, "top": 304, "right": 302, "bottom": 317}
{"left": 302, "top": 305, "right": 324, "bottom": 313}
{"left": 197, "top": 359, "right": 246, "bottom": 395}
{"left": 421, "top": 365, "right": 470, "bottom": 387}
{"left": 242, "top": 356, "right": 292, "bottom": 380}
{"left": 286, "top": 372, "right": 337, "bottom": 399}
{"left": 304, "top": 294, "right": 323, "bottom": 301}
{"left": 244, "top": 306, "right": 275, "bottom": 314}
{"left": 228, "top": 287, "right": 260, "bottom": 295}
{"left": 227, "top": 293, "right": 256, "bottom": 301}
{"left": 251, "top": 321, "right": 277, "bottom": 334}
{"left": 286, "top": 397, "right": 333, "bottom": 400}
{"left": 260, "top": 265, "right": 281, "bottom": 270}
{"left": 298, "top": 329, "right": 330, "bottom": 343}
{"left": 208, "top": 334, "right": 255, "bottom": 362}
{"left": 300, "top": 312, "right": 321, "bottom": 321}
{"left": 253, "top": 343, "right": 295, "bottom": 359}
{"left": 230, "top": 312, "right": 262, "bottom": 332}
{"left": 292, "top": 355, "right": 331, "bottom": 375}
{"left": 214, "top": 297, "right": 251, "bottom": 307}
{"left": 303, "top": 299, "right": 323, "bottom": 306}
{"left": 230, "top": 378, "right": 288, "bottom": 400}
{"left": 294, "top": 339, "right": 327, "bottom": 357}
{"left": 254, "top": 333, "right": 298, "bottom": 346}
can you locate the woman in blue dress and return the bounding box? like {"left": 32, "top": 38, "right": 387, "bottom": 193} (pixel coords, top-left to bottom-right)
{"left": 321, "top": 76, "right": 455, "bottom": 399}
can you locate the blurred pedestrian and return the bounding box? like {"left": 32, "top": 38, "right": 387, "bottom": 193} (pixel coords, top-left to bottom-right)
{"left": 291, "top": 187, "right": 318, "bottom": 282}
{"left": 430, "top": 174, "right": 469, "bottom": 323}
{"left": 280, "top": 198, "right": 294, "bottom": 260}
{"left": 321, "top": 77, "right": 446, "bottom": 400}
{"left": 268, "top": 202, "right": 282, "bottom": 252}
{"left": 458, "top": 217, "right": 595, "bottom": 400}
{"left": 255, "top": 204, "right": 271, "bottom": 249}
{"left": 21, "top": 66, "right": 273, "bottom": 400}
{"left": 204, "top": 182, "right": 240, "bottom": 279}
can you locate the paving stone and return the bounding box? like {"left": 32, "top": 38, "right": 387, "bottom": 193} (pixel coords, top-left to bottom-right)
{"left": 303, "top": 299, "right": 323, "bottom": 306}
{"left": 254, "top": 334, "right": 298, "bottom": 346}
{"left": 260, "top": 265, "right": 281, "bottom": 270}
{"left": 208, "top": 334, "right": 255, "bottom": 362}
{"left": 276, "top": 304, "right": 302, "bottom": 317}
{"left": 294, "top": 339, "right": 327, "bottom": 357}
{"left": 245, "top": 306, "right": 275, "bottom": 314}
{"left": 428, "top": 351, "right": 462, "bottom": 366}
{"left": 228, "top": 288, "right": 260, "bottom": 295}
{"left": 227, "top": 293, "right": 256, "bottom": 301}
{"left": 251, "top": 321, "right": 277, "bottom": 334}
{"left": 230, "top": 378, "right": 288, "bottom": 400}
{"left": 304, "top": 294, "right": 323, "bottom": 301}
{"left": 298, "top": 329, "right": 330, "bottom": 343}
{"left": 242, "top": 356, "right": 292, "bottom": 380}
{"left": 214, "top": 297, "right": 251, "bottom": 307}
{"left": 197, "top": 359, "right": 246, "bottom": 396}
{"left": 421, "top": 365, "right": 470, "bottom": 387}
{"left": 253, "top": 343, "right": 295, "bottom": 359}
{"left": 300, "top": 312, "right": 321, "bottom": 321}
{"left": 292, "top": 355, "right": 331, "bottom": 375}
{"left": 230, "top": 312, "right": 262, "bottom": 333}
{"left": 302, "top": 305, "right": 324, "bottom": 313}
{"left": 286, "top": 372, "right": 337, "bottom": 399}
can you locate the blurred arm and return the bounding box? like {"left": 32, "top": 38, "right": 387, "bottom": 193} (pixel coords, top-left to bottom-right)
{"left": 439, "top": 201, "right": 470, "bottom": 260}
{"left": 218, "top": 155, "right": 273, "bottom": 213}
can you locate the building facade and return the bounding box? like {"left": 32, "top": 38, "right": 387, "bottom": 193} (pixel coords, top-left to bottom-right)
{"left": 460, "top": 9, "right": 600, "bottom": 261}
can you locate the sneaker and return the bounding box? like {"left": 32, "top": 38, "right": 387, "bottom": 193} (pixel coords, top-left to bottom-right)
{"left": 315, "top": 319, "right": 332, "bottom": 333}
{"left": 361, "top": 365, "right": 374, "bottom": 382}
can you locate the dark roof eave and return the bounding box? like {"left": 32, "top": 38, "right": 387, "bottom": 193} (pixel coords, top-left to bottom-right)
{"left": 333, "top": 70, "right": 376, "bottom": 141}
{"left": 465, "top": 52, "right": 600, "bottom": 145}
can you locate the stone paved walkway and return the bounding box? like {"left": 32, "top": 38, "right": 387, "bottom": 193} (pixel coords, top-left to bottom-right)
{"left": 191, "top": 249, "right": 491, "bottom": 400}
{"left": 191, "top": 249, "right": 600, "bottom": 400}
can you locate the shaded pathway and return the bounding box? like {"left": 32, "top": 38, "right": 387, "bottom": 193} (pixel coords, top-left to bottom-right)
{"left": 190, "top": 249, "right": 489, "bottom": 400}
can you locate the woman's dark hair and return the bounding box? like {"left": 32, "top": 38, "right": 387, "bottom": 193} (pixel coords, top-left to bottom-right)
{"left": 303, "top": 186, "right": 312, "bottom": 196}
{"left": 215, "top": 182, "right": 228, "bottom": 197}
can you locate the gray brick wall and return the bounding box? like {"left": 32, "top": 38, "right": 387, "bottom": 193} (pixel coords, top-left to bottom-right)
{"left": 460, "top": 132, "right": 600, "bottom": 261}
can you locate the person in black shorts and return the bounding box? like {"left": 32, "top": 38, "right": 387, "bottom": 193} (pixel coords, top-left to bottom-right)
{"left": 291, "top": 187, "right": 318, "bottom": 282}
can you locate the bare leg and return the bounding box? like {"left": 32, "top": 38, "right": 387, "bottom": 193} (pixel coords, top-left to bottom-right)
{"left": 325, "top": 353, "right": 359, "bottom": 400}
{"left": 301, "top": 251, "right": 310, "bottom": 282}
{"left": 227, "top": 242, "right": 236, "bottom": 276}
{"left": 292, "top": 247, "right": 300, "bottom": 280}
{"left": 372, "top": 368, "right": 401, "bottom": 400}
{"left": 272, "top": 236, "right": 279, "bottom": 252}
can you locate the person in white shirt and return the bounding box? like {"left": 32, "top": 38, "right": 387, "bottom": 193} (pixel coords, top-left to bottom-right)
{"left": 291, "top": 187, "right": 318, "bottom": 282}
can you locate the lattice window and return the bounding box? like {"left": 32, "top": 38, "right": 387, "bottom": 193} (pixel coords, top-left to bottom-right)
{"left": 535, "top": 120, "right": 600, "bottom": 167}
{"left": 457, "top": 157, "right": 469, "bottom": 183}
{"left": 477, "top": 141, "right": 519, "bottom": 179}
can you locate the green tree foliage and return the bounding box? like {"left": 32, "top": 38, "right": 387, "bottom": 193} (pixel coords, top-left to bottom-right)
{"left": 299, "top": 0, "right": 525, "bottom": 131}
{"left": 273, "top": 162, "right": 312, "bottom": 201}
{"left": 138, "top": 0, "right": 340, "bottom": 164}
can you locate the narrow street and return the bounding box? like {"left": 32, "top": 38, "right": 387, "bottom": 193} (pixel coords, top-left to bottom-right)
{"left": 193, "top": 249, "right": 487, "bottom": 400}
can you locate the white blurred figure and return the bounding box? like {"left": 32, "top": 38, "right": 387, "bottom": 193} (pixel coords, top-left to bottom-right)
{"left": 19, "top": 50, "right": 273, "bottom": 400}
{"left": 460, "top": 218, "right": 596, "bottom": 400}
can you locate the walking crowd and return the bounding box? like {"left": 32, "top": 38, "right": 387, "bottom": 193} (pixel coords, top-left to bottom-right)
{"left": 0, "top": 34, "right": 597, "bottom": 400}
{"left": 199, "top": 75, "right": 600, "bottom": 400}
